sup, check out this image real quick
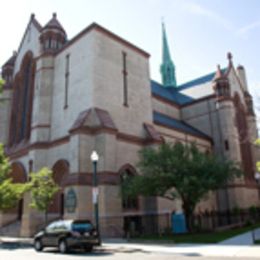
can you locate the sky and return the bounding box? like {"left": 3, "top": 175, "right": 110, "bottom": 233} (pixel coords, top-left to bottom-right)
{"left": 0, "top": 0, "right": 259, "bottom": 99}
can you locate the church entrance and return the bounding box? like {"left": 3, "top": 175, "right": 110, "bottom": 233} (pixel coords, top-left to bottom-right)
{"left": 49, "top": 160, "right": 69, "bottom": 219}
{"left": 9, "top": 162, "right": 27, "bottom": 222}
{"left": 123, "top": 216, "right": 142, "bottom": 238}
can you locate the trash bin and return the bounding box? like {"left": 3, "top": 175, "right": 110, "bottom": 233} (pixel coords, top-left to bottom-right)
{"left": 172, "top": 212, "right": 187, "bottom": 234}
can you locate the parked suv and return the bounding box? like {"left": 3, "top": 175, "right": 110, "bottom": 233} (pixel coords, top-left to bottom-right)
{"left": 34, "top": 219, "right": 99, "bottom": 253}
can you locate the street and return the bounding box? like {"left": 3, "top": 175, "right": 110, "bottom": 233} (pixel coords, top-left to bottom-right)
{"left": 0, "top": 243, "right": 260, "bottom": 260}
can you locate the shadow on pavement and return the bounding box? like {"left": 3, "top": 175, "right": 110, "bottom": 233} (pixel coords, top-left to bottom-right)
{"left": 43, "top": 246, "right": 152, "bottom": 256}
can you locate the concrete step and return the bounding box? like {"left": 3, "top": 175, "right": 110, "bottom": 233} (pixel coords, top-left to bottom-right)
{"left": 0, "top": 221, "right": 21, "bottom": 237}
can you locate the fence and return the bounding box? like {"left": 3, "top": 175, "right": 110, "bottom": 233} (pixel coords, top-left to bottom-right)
{"left": 126, "top": 208, "right": 260, "bottom": 237}
{"left": 31, "top": 208, "right": 260, "bottom": 238}
{"left": 192, "top": 208, "right": 260, "bottom": 232}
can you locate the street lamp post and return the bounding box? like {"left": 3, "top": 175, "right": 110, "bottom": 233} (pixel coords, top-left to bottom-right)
{"left": 90, "top": 151, "right": 101, "bottom": 245}
{"left": 255, "top": 172, "right": 260, "bottom": 198}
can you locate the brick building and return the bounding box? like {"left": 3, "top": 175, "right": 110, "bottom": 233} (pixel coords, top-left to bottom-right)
{"left": 0, "top": 13, "right": 259, "bottom": 237}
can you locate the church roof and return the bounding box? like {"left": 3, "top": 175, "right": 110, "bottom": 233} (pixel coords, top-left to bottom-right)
{"left": 151, "top": 80, "right": 193, "bottom": 105}
{"left": 153, "top": 111, "right": 212, "bottom": 141}
{"left": 177, "top": 68, "right": 226, "bottom": 91}
{"left": 2, "top": 54, "right": 16, "bottom": 68}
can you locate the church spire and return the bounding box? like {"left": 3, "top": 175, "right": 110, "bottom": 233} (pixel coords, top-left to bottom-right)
{"left": 160, "top": 22, "right": 177, "bottom": 88}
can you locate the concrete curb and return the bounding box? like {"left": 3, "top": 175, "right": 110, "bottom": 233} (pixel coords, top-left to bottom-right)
{"left": 0, "top": 237, "right": 33, "bottom": 248}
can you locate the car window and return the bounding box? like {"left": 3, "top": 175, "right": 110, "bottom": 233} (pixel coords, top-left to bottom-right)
{"left": 45, "top": 221, "right": 68, "bottom": 233}
{"left": 72, "top": 222, "right": 93, "bottom": 232}
{"left": 46, "top": 222, "right": 58, "bottom": 232}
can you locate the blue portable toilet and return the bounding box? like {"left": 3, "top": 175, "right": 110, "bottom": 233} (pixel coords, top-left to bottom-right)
{"left": 172, "top": 212, "right": 187, "bottom": 234}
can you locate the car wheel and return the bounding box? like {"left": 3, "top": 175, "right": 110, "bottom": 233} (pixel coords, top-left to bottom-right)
{"left": 34, "top": 239, "right": 43, "bottom": 252}
{"left": 85, "top": 244, "right": 93, "bottom": 252}
{"left": 59, "top": 239, "right": 68, "bottom": 254}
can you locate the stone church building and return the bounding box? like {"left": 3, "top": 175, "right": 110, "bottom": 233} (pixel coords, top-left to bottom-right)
{"left": 0, "top": 13, "right": 259, "bottom": 237}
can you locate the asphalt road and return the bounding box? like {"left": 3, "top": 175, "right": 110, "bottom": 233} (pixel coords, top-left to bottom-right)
{"left": 0, "top": 244, "right": 259, "bottom": 260}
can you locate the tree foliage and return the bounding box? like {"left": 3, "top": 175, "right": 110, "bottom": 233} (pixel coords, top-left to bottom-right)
{"left": 255, "top": 139, "right": 260, "bottom": 172}
{"left": 0, "top": 77, "right": 5, "bottom": 94}
{"left": 123, "top": 142, "right": 241, "bottom": 229}
{"left": 0, "top": 144, "right": 28, "bottom": 211}
{"left": 29, "top": 167, "right": 59, "bottom": 224}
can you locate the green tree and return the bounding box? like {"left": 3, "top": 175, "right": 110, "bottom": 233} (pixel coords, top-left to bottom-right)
{"left": 255, "top": 139, "right": 260, "bottom": 172}
{"left": 123, "top": 142, "right": 241, "bottom": 231}
{"left": 0, "top": 144, "right": 28, "bottom": 211}
{"left": 0, "top": 77, "right": 5, "bottom": 94}
{"left": 29, "top": 167, "right": 59, "bottom": 225}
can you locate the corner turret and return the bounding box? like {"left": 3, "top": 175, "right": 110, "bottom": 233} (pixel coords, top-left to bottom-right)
{"left": 213, "top": 65, "right": 231, "bottom": 101}
{"left": 39, "top": 13, "right": 67, "bottom": 54}
{"left": 1, "top": 51, "right": 17, "bottom": 88}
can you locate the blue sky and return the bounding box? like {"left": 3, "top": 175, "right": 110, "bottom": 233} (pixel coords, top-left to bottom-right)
{"left": 1, "top": 0, "right": 259, "bottom": 97}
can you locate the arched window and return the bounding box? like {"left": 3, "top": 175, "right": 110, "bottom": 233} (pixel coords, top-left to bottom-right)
{"left": 9, "top": 52, "right": 35, "bottom": 146}
{"left": 120, "top": 167, "right": 138, "bottom": 210}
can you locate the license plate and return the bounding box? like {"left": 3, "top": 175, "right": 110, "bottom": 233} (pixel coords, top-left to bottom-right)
{"left": 84, "top": 232, "right": 90, "bottom": 237}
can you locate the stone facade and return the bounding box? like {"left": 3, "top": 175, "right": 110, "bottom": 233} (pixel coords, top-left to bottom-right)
{"left": 0, "top": 14, "right": 259, "bottom": 237}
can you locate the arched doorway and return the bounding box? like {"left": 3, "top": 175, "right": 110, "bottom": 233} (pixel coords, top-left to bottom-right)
{"left": 9, "top": 162, "right": 27, "bottom": 220}
{"left": 119, "top": 165, "right": 141, "bottom": 237}
{"left": 49, "top": 160, "right": 69, "bottom": 217}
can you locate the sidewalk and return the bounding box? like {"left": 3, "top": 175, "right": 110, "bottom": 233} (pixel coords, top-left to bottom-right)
{"left": 219, "top": 230, "right": 255, "bottom": 245}
{"left": 1, "top": 233, "right": 260, "bottom": 258}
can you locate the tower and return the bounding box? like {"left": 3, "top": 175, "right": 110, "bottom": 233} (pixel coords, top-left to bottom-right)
{"left": 31, "top": 13, "right": 67, "bottom": 144}
{"left": 160, "top": 23, "right": 177, "bottom": 88}
{"left": 213, "top": 58, "right": 242, "bottom": 211}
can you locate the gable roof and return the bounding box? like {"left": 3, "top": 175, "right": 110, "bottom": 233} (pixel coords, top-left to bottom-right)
{"left": 153, "top": 111, "right": 212, "bottom": 141}
{"left": 151, "top": 80, "right": 193, "bottom": 105}
{"left": 177, "top": 68, "right": 226, "bottom": 91}
{"left": 16, "top": 14, "right": 42, "bottom": 57}
{"left": 70, "top": 107, "right": 117, "bottom": 133}
{"left": 57, "top": 23, "right": 150, "bottom": 58}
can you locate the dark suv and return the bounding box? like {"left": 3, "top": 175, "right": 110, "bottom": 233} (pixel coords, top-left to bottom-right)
{"left": 34, "top": 219, "right": 99, "bottom": 253}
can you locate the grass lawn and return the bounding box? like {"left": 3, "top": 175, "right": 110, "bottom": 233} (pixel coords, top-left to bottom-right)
{"left": 131, "top": 223, "right": 260, "bottom": 244}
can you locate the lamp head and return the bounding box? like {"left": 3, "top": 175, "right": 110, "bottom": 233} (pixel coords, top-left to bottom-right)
{"left": 91, "top": 151, "right": 99, "bottom": 162}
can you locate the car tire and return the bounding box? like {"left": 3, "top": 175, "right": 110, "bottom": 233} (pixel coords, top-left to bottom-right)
{"left": 59, "top": 239, "right": 68, "bottom": 254}
{"left": 85, "top": 244, "right": 93, "bottom": 252}
{"left": 34, "top": 239, "right": 43, "bottom": 252}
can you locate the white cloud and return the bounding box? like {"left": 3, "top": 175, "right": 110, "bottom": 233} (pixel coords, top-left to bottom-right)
{"left": 237, "top": 20, "right": 260, "bottom": 36}
{"left": 183, "top": 2, "right": 234, "bottom": 31}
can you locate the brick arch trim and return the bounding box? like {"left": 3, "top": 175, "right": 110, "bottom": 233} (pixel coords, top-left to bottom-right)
{"left": 52, "top": 159, "right": 70, "bottom": 187}
{"left": 118, "top": 164, "right": 137, "bottom": 176}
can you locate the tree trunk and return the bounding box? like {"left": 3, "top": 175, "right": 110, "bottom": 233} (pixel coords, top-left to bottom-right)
{"left": 182, "top": 201, "right": 194, "bottom": 232}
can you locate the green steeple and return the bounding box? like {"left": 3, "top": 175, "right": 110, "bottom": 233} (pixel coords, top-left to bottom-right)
{"left": 160, "top": 22, "right": 177, "bottom": 88}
